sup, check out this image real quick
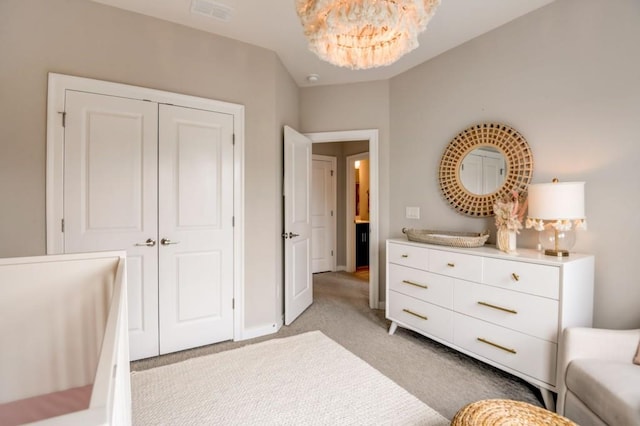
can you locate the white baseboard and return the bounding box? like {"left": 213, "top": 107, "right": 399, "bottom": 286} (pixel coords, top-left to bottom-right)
{"left": 336, "top": 265, "right": 347, "bottom": 271}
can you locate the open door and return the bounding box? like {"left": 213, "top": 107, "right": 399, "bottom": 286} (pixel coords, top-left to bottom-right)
{"left": 283, "top": 126, "right": 313, "bottom": 325}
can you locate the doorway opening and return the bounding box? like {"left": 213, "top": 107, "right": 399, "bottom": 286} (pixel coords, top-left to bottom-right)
{"left": 347, "top": 152, "right": 370, "bottom": 284}
{"left": 305, "top": 130, "right": 379, "bottom": 310}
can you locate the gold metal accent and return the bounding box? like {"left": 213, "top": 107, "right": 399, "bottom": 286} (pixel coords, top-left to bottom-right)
{"left": 447, "top": 262, "right": 455, "bottom": 267}
{"left": 402, "top": 280, "right": 428, "bottom": 289}
{"left": 545, "top": 248, "right": 569, "bottom": 257}
{"left": 511, "top": 272, "right": 520, "bottom": 281}
{"left": 545, "top": 228, "right": 570, "bottom": 257}
{"left": 402, "top": 309, "right": 428, "bottom": 321}
{"left": 477, "top": 337, "right": 517, "bottom": 354}
{"left": 477, "top": 301, "right": 518, "bottom": 315}
{"left": 401, "top": 254, "right": 409, "bottom": 258}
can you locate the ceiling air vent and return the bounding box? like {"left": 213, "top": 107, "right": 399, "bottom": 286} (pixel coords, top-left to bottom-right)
{"left": 190, "top": 0, "right": 233, "bottom": 22}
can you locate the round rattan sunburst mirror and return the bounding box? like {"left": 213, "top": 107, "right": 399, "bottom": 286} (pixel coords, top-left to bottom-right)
{"left": 439, "top": 123, "right": 533, "bottom": 217}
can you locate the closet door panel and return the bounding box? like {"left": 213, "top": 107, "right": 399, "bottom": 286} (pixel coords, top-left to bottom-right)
{"left": 63, "top": 90, "right": 159, "bottom": 361}
{"left": 175, "top": 124, "right": 221, "bottom": 227}
{"left": 158, "top": 104, "right": 234, "bottom": 355}
{"left": 176, "top": 251, "right": 222, "bottom": 320}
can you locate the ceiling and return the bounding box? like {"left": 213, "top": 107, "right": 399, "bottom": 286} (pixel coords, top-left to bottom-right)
{"left": 91, "top": 0, "right": 556, "bottom": 87}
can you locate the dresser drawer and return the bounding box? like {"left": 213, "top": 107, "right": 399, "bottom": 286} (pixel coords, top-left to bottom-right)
{"left": 429, "top": 249, "right": 482, "bottom": 282}
{"left": 388, "top": 291, "right": 453, "bottom": 343}
{"left": 453, "top": 313, "right": 557, "bottom": 385}
{"left": 388, "top": 263, "right": 454, "bottom": 309}
{"left": 454, "top": 280, "right": 559, "bottom": 342}
{"left": 483, "top": 258, "right": 559, "bottom": 299}
{"left": 388, "top": 242, "right": 429, "bottom": 270}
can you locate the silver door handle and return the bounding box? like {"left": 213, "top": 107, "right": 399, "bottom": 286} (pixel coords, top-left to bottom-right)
{"left": 135, "top": 238, "right": 156, "bottom": 247}
{"left": 161, "top": 238, "right": 180, "bottom": 246}
{"left": 288, "top": 232, "right": 300, "bottom": 238}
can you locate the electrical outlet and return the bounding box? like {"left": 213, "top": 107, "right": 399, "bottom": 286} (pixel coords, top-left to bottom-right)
{"left": 406, "top": 206, "right": 420, "bottom": 219}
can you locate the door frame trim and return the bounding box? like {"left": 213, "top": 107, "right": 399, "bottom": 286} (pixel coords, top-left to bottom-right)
{"left": 304, "top": 129, "right": 379, "bottom": 310}
{"left": 45, "top": 73, "right": 246, "bottom": 341}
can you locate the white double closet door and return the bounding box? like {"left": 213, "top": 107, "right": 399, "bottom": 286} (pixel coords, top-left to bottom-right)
{"left": 63, "top": 91, "right": 234, "bottom": 360}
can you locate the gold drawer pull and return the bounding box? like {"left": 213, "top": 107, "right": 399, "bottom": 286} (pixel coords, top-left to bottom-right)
{"left": 477, "top": 337, "right": 517, "bottom": 354}
{"left": 477, "top": 301, "right": 518, "bottom": 315}
{"left": 402, "top": 309, "right": 428, "bottom": 321}
{"left": 447, "top": 262, "right": 455, "bottom": 267}
{"left": 512, "top": 273, "right": 520, "bottom": 281}
{"left": 402, "top": 280, "right": 428, "bottom": 289}
{"left": 401, "top": 254, "right": 409, "bottom": 258}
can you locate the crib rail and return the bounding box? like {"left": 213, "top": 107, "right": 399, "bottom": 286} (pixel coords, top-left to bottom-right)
{"left": 0, "top": 251, "right": 131, "bottom": 426}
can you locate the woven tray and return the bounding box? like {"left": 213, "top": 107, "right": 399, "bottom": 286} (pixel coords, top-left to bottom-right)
{"left": 402, "top": 228, "right": 489, "bottom": 248}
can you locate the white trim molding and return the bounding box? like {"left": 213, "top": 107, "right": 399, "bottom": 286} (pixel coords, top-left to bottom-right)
{"left": 304, "top": 129, "right": 380, "bottom": 310}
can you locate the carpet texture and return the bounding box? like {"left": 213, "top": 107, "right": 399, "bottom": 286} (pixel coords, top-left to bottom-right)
{"left": 132, "top": 271, "right": 542, "bottom": 419}
{"left": 132, "top": 331, "right": 449, "bottom": 425}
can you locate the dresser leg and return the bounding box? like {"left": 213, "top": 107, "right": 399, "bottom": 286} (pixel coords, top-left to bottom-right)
{"left": 539, "top": 387, "right": 556, "bottom": 412}
{"left": 388, "top": 322, "right": 398, "bottom": 335}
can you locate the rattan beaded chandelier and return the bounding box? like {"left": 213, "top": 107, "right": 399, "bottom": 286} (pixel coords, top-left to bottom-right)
{"left": 295, "top": 0, "right": 441, "bottom": 70}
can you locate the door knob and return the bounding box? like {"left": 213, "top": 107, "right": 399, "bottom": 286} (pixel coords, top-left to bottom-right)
{"left": 135, "top": 238, "right": 156, "bottom": 247}
{"left": 288, "top": 232, "right": 300, "bottom": 238}
{"left": 161, "top": 238, "right": 180, "bottom": 246}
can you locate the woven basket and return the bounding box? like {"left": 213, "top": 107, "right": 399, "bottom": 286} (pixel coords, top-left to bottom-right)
{"left": 402, "top": 228, "right": 489, "bottom": 248}
{"left": 451, "top": 399, "right": 577, "bottom": 426}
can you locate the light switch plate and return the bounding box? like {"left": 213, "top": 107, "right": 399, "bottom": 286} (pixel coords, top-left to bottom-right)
{"left": 406, "top": 206, "right": 420, "bottom": 219}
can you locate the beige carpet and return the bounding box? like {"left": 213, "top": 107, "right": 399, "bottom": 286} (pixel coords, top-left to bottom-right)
{"left": 133, "top": 272, "right": 543, "bottom": 419}
{"left": 131, "top": 331, "right": 449, "bottom": 425}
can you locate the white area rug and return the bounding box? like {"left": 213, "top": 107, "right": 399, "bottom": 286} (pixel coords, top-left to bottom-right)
{"left": 131, "top": 331, "right": 449, "bottom": 425}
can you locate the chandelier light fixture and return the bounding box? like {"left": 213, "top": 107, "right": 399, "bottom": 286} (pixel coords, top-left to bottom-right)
{"left": 295, "top": 0, "right": 441, "bottom": 70}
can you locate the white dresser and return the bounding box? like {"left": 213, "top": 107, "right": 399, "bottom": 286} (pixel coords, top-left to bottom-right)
{"left": 386, "top": 238, "right": 594, "bottom": 410}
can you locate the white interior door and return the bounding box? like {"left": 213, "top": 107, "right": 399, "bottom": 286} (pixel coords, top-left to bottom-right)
{"left": 158, "top": 104, "right": 235, "bottom": 354}
{"left": 460, "top": 153, "right": 482, "bottom": 195}
{"left": 311, "top": 155, "right": 336, "bottom": 273}
{"left": 482, "top": 155, "right": 505, "bottom": 194}
{"left": 63, "top": 90, "right": 159, "bottom": 361}
{"left": 284, "top": 126, "right": 312, "bottom": 325}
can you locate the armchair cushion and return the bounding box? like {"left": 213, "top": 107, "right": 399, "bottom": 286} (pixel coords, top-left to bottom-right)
{"left": 566, "top": 359, "right": 640, "bottom": 426}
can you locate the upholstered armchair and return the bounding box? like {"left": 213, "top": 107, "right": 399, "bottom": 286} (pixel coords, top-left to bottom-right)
{"left": 557, "top": 327, "right": 640, "bottom": 425}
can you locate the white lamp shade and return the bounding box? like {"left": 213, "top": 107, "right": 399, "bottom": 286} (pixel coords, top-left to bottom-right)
{"left": 527, "top": 181, "right": 585, "bottom": 220}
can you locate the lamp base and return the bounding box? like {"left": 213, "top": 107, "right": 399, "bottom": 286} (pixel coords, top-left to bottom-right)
{"left": 539, "top": 227, "right": 575, "bottom": 258}
{"left": 544, "top": 249, "right": 569, "bottom": 257}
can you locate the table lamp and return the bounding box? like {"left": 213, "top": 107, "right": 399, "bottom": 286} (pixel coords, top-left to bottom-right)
{"left": 526, "top": 179, "right": 586, "bottom": 257}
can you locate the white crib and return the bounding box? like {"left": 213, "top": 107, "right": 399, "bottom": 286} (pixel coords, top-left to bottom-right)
{"left": 0, "top": 251, "right": 131, "bottom": 425}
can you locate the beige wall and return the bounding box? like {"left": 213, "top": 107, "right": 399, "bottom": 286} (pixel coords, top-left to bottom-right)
{"left": 301, "top": 81, "right": 391, "bottom": 297}
{"left": 389, "top": 0, "right": 640, "bottom": 328}
{"left": 2, "top": 0, "right": 637, "bottom": 334}
{"left": 358, "top": 159, "right": 370, "bottom": 221}
{"left": 0, "top": 0, "right": 298, "bottom": 331}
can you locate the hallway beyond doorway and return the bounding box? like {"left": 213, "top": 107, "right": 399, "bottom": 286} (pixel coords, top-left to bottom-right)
{"left": 352, "top": 267, "right": 369, "bottom": 282}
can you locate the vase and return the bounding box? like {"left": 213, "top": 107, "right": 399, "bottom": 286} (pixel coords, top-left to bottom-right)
{"left": 497, "top": 228, "right": 517, "bottom": 253}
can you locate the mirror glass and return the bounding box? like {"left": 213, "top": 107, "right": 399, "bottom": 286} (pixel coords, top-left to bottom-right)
{"left": 459, "top": 147, "right": 507, "bottom": 195}
{"left": 439, "top": 123, "right": 533, "bottom": 217}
